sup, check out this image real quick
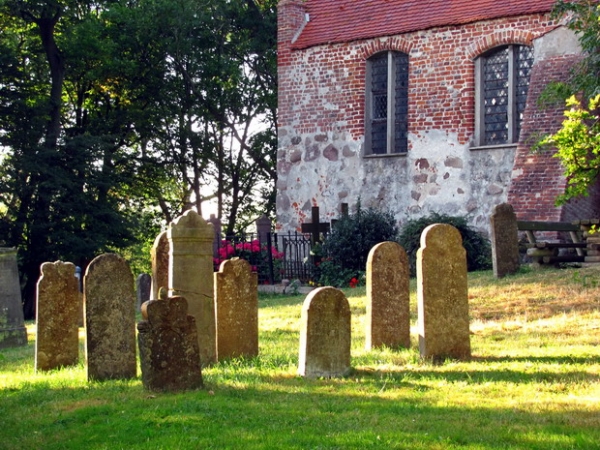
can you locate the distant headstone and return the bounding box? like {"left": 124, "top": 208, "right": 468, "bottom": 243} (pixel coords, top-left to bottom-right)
{"left": 365, "top": 242, "right": 410, "bottom": 350}
{"left": 136, "top": 273, "right": 152, "bottom": 312}
{"left": 298, "top": 287, "right": 351, "bottom": 378}
{"left": 168, "top": 210, "right": 216, "bottom": 367}
{"left": 214, "top": 258, "right": 258, "bottom": 360}
{"left": 490, "top": 203, "right": 520, "bottom": 278}
{"left": 138, "top": 296, "right": 203, "bottom": 392}
{"left": 84, "top": 253, "right": 136, "bottom": 381}
{"left": 35, "top": 261, "right": 80, "bottom": 371}
{"left": 417, "top": 224, "right": 471, "bottom": 362}
{"left": 151, "top": 231, "right": 169, "bottom": 300}
{"left": 0, "top": 248, "right": 27, "bottom": 349}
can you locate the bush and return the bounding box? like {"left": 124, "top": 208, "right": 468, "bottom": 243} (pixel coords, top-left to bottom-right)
{"left": 397, "top": 213, "right": 492, "bottom": 276}
{"left": 314, "top": 204, "right": 399, "bottom": 287}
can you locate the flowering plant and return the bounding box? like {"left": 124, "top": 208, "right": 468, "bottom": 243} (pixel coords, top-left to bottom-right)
{"left": 214, "top": 239, "right": 284, "bottom": 283}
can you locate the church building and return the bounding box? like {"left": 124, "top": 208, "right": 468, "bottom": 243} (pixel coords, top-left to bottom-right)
{"left": 276, "top": 0, "right": 600, "bottom": 234}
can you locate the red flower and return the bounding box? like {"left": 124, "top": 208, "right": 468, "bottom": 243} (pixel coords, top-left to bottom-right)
{"left": 349, "top": 277, "right": 358, "bottom": 288}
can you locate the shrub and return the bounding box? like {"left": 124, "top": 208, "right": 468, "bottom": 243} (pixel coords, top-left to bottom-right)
{"left": 314, "top": 204, "right": 399, "bottom": 287}
{"left": 397, "top": 213, "right": 492, "bottom": 276}
{"left": 214, "top": 239, "right": 284, "bottom": 283}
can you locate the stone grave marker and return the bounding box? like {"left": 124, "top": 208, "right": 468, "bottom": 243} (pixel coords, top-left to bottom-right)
{"left": 490, "top": 202, "right": 520, "bottom": 278}
{"left": 151, "top": 231, "right": 169, "bottom": 300}
{"left": 35, "top": 261, "right": 80, "bottom": 371}
{"left": 298, "top": 287, "right": 351, "bottom": 378}
{"left": 138, "top": 296, "right": 203, "bottom": 392}
{"left": 168, "top": 210, "right": 216, "bottom": 366}
{"left": 136, "top": 273, "right": 152, "bottom": 312}
{"left": 214, "top": 258, "right": 258, "bottom": 360}
{"left": 84, "top": 253, "right": 136, "bottom": 381}
{"left": 0, "top": 248, "right": 27, "bottom": 349}
{"left": 417, "top": 224, "right": 471, "bottom": 362}
{"left": 366, "top": 241, "right": 410, "bottom": 350}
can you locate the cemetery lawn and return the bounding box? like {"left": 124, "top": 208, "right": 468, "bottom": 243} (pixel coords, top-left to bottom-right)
{"left": 1, "top": 266, "right": 600, "bottom": 450}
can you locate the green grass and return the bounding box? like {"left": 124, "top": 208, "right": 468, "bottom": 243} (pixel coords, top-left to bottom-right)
{"left": 1, "top": 266, "right": 600, "bottom": 449}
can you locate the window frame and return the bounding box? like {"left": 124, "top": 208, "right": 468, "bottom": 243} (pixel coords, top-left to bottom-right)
{"left": 364, "top": 51, "right": 409, "bottom": 156}
{"left": 474, "top": 44, "right": 533, "bottom": 148}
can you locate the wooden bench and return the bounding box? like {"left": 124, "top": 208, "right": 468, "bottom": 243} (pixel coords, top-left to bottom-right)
{"left": 517, "top": 221, "right": 586, "bottom": 264}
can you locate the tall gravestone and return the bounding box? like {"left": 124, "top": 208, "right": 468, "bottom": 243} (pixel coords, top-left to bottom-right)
{"left": 84, "top": 253, "right": 136, "bottom": 381}
{"left": 298, "top": 287, "right": 351, "bottom": 378}
{"left": 138, "top": 296, "right": 203, "bottom": 392}
{"left": 490, "top": 203, "right": 520, "bottom": 278}
{"left": 136, "top": 273, "right": 152, "bottom": 312}
{"left": 214, "top": 258, "right": 258, "bottom": 360}
{"left": 151, "top": 231, "right": 169, "bottom": 300}
{"left": 168, "top": 210, "right": 216, "bottom": 367}
{"left": 0, "top": 248, "right": 27, "bottom": 348}
{"left": 417, "top": 224, "right": 471, "bottom": 362}
{"left": 35, "top": 261, "right": 80, "bottom": 371}
{"left": 366, "top": 241, "right": 410, "bottom": 350}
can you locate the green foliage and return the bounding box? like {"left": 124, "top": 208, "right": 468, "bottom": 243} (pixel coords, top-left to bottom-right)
{"left": 315, "top": 204, "right": 398, "bottom": 287}
{"left": 397, "top": 212, "right": 492, "bottom": 276}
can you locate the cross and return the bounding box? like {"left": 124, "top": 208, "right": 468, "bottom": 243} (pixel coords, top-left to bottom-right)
{"left": 301, "top": 206, "right": 330, "bottom": 245}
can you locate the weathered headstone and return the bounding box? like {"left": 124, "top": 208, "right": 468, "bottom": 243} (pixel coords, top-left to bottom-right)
{"left": 151, "top": 231, "right": 169, "bottom": 300}
{"left": 417, "top": 224, "right": 471, "bottom": 362}
{"left": 214, "top": 258, "right": 258, "bottom": 360}
{"left": 168, "top": 210, "right": 216, "bottom": 367}
{"left": 0, "top": 248, "right": 27, "bottom": 349}
{"left": 365, "top": 241, "right": 410, "bottom": 350}
{"left": 136, "top": 273, "right": 152, "bottom": 312}
{"left": 298, "top": 287, "right": 351, "bottom": 378}
{"left": 35, "top": 261, "right": 80, "bottom": 371}
{"left": 84, "top": 253, "right": 136, "bottom": 381}
{"left": 490, "top": 202, "right": 520, "bottom": 278}
{"left": 138, "top": 296, "right": 203, "bottom": 392}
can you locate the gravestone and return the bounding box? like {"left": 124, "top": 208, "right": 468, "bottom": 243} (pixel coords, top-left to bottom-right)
{"left": 136, "top": 273, "right": 152, "bottom": 312}
{"left": 365, "top": 241, "right": 410, "bottom": 350}
{"left": 151, "top": 231, "right": 169, "bottom": 300}
{"left": 214, "top": 258, "right": 258, "bottom": 360}
{"left": 298, "top": 287, "right": 351, "bottom": 378}
{"left": 417, "top": 224, "right": 471, "bottom": 362}
{"left": 138, "top": 296, "right": 203, "bottom": 392}
{"left": 84, "top": 253, "right": 136, "bottom": 381}
{"left": 35, "top": 261, "right": 80, "bottom": 371}
{"left": 490, "top": 203, "right": 520, "bottom": 278}
{"left": 0, "top": 248, "right": 27, "bottom": 348}
{"left": 168, "top": 210, "right": 216, "bottom": 366}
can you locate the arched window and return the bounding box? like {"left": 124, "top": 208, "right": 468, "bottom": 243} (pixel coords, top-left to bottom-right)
{"left": 365, "top": 51, "right": 409, "bottom": 155}
{"left": 475, "top": 44, "right": 534, "bottom": 146}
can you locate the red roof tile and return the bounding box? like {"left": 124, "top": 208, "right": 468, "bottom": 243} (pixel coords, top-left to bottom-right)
{"left": 291, "top": 0, "right": 557, "bottom": 49}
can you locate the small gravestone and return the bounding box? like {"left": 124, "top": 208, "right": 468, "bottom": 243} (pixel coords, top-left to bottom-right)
{"left": 151, "top": 231, "right": 169, "bottom": 300}
{"left": 417, "top": 224, "right": 471, "bottom": 362}
{"left": 214, "top": 258, "right": 258, "bottom": 360}
{"left": 136, "top": 273, "right": 152, "bottom": 312}
{"left": 35, "top": 261, "right": 80, "bottom": 371}
{"left": 138, "top": 296, "right": 203, "bottom": 392}
{"left": 298, "top": 287, "right": 351, "bottom": 378}
{"left": 0, "top": 248, "right": 27, "bottom": 349}
{"left": 84, "top": 253, "right": 136, "bottom": 381}
{"left": 490, "top": 203, "right": 520, "bottom": 278}
{"left": 366, "top": 241, "right": 410, "bottom": 350}
{"left": 168, "top": 210, "right": 216, "bottom": 367}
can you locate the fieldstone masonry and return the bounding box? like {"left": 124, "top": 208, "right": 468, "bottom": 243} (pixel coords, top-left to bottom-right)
{"left": 298, "top": 287, "right": 351, "bottom": 378}
{"left": 151, "top": 231, "right": 169, "bottom": 300}
{"left": 138, "top": 296, "right": 203, "bottom": 392}
{"left": 168, "top": 210, "right": 216, "bottom": 367}
{"left": 0, "top": 248, "right": 27, "bottom": 349}
{"left": 84, "top": 253, "right": 136, "bottom": 381}
{"left": 35, "top": 261, "right": 80, "bottom": 371}
{"left": 417, "top": 224, "right": 471, "bottom": 362}
{"left": 490, "top": 203, "right": 520, "bottom": 278}
{"left": 214, "top": 258, "right": 258, "bottom": 360}
{"left": 366, "top": 241, "right": 410, "bottom": 350}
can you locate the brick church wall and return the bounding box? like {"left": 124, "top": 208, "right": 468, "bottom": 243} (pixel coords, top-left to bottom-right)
{"left": 277, "top": 1, "right": 598, "bottom": 234}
